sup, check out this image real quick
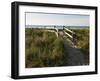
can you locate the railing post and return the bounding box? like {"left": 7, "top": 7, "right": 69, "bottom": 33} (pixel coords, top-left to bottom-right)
{"left": 72, "top": 32, "right": 74, "bottom": 44}
{"left": 63, "top": 26, "right": 64, "bottom": 35}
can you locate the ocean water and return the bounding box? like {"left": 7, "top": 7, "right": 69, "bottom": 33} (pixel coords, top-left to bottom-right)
{"left": 66, "top": 26, "right": 89, "bottom": 29}
{"left": 26, "top": 25, "right": 89, "bottom": 29}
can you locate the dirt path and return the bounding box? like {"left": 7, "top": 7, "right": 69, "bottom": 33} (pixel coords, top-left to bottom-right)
{"left": 59, "top": 31, "right": 86, "bottom": 66}
{"left": 63, "top": 40, "right": 86, "bottom": 66}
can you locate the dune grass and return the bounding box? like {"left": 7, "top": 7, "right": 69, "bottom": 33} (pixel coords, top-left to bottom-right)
{"left": 72, "top": 28, "right": 89, "bottom": 64}
{"left": 25, "top": 28, "right": 89, "bottom": 68}
{"left": 25, "top": 28, "right": 65, "bottom": 68}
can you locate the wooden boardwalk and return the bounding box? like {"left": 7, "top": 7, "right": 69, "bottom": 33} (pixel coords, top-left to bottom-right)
{"left": 53, "top": 27, "right": 77, "bottom": 47}
{"left": 47, "top": 26, "right": 87, "bottom": 65}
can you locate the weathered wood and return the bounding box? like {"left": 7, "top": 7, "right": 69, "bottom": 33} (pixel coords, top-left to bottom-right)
{"left": 64, "top": 31, "right": 73, "bottom": 38}
{"left": 64, "top": 28, "right": 74, "bottom": 34}
{"left": 55, "top": 28, "right": 59, "bottom": 37}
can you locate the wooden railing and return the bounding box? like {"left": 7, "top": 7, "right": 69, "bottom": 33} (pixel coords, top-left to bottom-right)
{"left": 63, "top": 27, "right": 77, "bottom": 46}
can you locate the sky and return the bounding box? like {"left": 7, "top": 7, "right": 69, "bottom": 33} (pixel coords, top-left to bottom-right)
{"left": 25, "top": 12, "right": 90, "bottom": 26}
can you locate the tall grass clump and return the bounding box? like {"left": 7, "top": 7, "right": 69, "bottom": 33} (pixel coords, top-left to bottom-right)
{"left": 25, "top": 28, "right": 65, "bottom": 68}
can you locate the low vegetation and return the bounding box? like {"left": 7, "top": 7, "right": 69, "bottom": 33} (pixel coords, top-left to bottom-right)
{"left": 25, "top": 28, "right": 65, "bottom": 68}
{"left": 25, "top": 28, "right": 89, "bottom": 68}
{"left": 72, "top": 28, "right": 89, "bottom": 64}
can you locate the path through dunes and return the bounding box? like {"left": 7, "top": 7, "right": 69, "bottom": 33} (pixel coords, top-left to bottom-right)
{"left": 59, "top": 31, "right": 87, "bottom": 66}
{"left": 25, "top": 28, "right": 89, "bottom": 68}
{"left": 47, "top": 30, "right": 88, "bottom": 66}
{"left": 47, "top": 29, "right": 89, "bottom": 66}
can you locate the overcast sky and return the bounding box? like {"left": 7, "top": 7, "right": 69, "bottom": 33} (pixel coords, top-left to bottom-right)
{"left": 25, "top": 12, "right": 89, "bottom": 26}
